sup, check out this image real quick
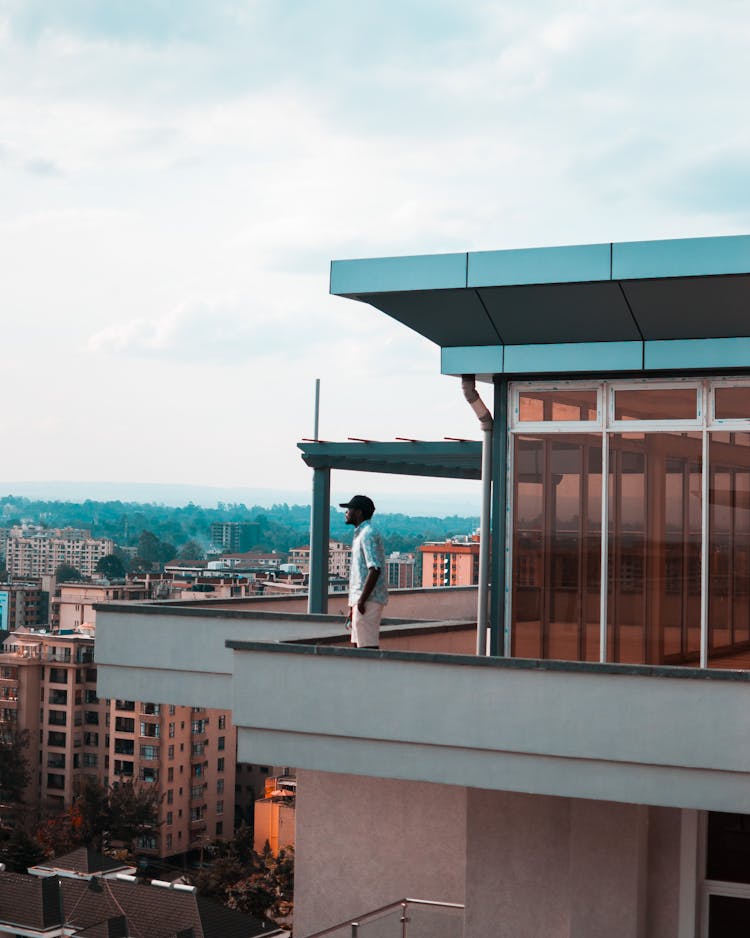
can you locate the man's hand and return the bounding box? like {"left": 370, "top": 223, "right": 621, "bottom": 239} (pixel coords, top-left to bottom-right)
{"left": 357, "top": 598, "right": 367, "bottom": 614}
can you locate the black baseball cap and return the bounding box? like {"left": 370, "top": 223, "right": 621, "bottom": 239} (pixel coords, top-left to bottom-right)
{"left": 339, "top": 495, "right": 375, "bottom": 514}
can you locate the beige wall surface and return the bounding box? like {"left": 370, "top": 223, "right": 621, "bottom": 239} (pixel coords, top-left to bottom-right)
{"left": 464, "top": 790, "right": 682, "bottom": 938}
{"left": 294, "top": 770, "right": 466, "bottom": 937}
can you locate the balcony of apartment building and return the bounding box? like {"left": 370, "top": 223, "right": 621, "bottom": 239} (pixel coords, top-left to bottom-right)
{"left": 94, "top": 236, "right": 750, "bottom": 936}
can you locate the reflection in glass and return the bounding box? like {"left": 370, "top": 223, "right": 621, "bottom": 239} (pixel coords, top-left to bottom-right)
{"left": 512, "top": 435, "right": 601, "bottom": 661}
{"left": 715, "top": 386, "right": 750, "bottom": 421}
{"left": 614, "top": 387, "right": 698, "bottom": 421}
{"left": 708, "top": 435, "right": 750, "bottom": 665}
{"left": 607, "top": 433, "right": 702, "bottom": 665}
{"left": 518, "top": 390, "right": 598, "bottom": 422}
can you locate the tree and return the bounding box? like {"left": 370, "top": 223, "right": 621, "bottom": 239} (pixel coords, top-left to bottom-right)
{"left": 178, "top": 539, "right": 205, "bottom": 562}
{"left": 54, "top": 563, "right": 82, "bottom": 582}
{"left": 95, "top": 554, "right": 126, "bottom": 579}
{"left": 34, "top": 777, "right": 162, "bottom": 859}
{"left": 0, "top": 728, "right": 32, "bottom": 803}
{"left": 135, "top": 531, "right": 177, "bottom": 569}
{"left": 107, "top": 778, "right": 162, "bottom": 849}
{"left": 0, "top": 820, "right": 46, "bottom": 872}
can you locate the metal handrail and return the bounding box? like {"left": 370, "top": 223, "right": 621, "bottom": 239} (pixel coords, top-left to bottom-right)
{"left": 301, "top": 897, "right": 465, "bottom": 938}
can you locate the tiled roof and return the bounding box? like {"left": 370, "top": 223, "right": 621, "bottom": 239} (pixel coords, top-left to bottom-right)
{"left": 0, "top": 872, "right": 63, "bottom": 928}
{"left": 31, "top": 845, "right": 130, "bottom": 875}
{"left": 0, "top": 872, "right": 275, "bottom": 937}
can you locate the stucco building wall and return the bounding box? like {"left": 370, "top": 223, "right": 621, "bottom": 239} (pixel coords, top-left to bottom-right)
{"left": 294, "top": 770, "right": 467, "bottom": 936}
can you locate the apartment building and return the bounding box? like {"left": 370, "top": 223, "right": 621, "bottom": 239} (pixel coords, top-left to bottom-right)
{"left": 54, "top": 582, "right": 149, "bottom": 632}
{"left": 0, "top": 581, "right": 47, "bottom": 630}
{"left": 288, "top": 541, "right": 351, "bottom": 579}
{"left": 419, "top": 535, "right": 479, "bottom": 588}
{"left": 385, "top": 551, "right": 416, "bottom": 589}
{"left": 5, "top": 525, "right": 114, "bottom": 579}
{"left": 96, "top": 234, "right": 750, "bottom": 937}
{"left": 210, "top": 521, "right": 260, "bottom": 553}
{"left": 0, "top": 628, "right": 236, "bottom": 859}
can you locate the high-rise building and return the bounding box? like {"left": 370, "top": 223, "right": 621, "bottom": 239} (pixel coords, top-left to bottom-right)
{"left": 5, "top": 526, "right": 114, "bottom": 579}
{"left": 210, "top": 522, "right": 260, "bottom": 554}
{"left": 0, "top": 628, "right": 235, "bottom": 859}
{"left": 94, "top": 233, "right": 750, "bottom": 936}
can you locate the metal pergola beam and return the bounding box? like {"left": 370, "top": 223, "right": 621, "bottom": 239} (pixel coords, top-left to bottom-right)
{"left": 301, "top": 440, "right": 483, "bottom": 618}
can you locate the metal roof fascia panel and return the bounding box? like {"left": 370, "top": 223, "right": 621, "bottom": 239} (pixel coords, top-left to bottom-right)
{"left": 330, "top": 252, "right": 467, "bottom": 296}
{"left": 644, "top": 337, "right": 750, "bottom": 372}
{"left": 503, "top": 341, "right": 643, "bottom": 375}
{"left": 441, "top": 345, "right": 503, "bottom": 376}
{"left": 612, "top": 234, "right": 750, "bottom": 281}
{"left": 467, "top": 242, "right": 611, "bottom": 287}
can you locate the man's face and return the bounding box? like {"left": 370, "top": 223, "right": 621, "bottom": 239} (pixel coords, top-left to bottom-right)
{"left": 345, "top": 507, "right": 363, "bottom": 526}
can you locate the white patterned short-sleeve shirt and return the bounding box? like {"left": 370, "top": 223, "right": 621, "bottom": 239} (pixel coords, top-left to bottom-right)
{"left": 349, "top": 520, "right": 388, "bottom": 606}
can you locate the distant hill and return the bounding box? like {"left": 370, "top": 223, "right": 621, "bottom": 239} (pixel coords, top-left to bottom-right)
{"left": 0, "top": 489, "right": 480, "bottom": 558}
{"left": 0, "top": 480, "right": 481, "bottom": 517}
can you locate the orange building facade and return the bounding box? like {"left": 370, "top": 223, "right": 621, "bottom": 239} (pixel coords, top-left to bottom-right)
{"left": 419, "top": 535, "right": 480, "bottom": 588}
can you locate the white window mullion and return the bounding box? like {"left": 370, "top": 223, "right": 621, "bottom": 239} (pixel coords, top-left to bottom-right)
{"left": 599, "top": 428, "right": 609, "bottom": 663}
{"left": 701, "top": 381, "right": 710, "bottom": 669}
{"left": 504, "top": 409, "right": 514, "bottom": 657}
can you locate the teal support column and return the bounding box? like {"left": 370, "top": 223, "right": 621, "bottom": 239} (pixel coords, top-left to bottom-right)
{"left": 489, "top": 378, "right": 508, "bottom": 656}
{"left": 308, "top": 467, "right": 331, "bottom": 614}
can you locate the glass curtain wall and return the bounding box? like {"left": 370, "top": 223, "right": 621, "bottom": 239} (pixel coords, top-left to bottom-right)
{"left": 509, "top": 379, "right": 750, "bottom": 668}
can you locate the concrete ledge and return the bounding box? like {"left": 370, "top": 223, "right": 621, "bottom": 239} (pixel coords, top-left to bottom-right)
{"left": 227, "top": 642, "right": 750, "bottom": 811}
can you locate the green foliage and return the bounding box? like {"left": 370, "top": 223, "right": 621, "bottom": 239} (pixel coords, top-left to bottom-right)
{"left": 54, "top": 563, "right": 83, "bottom": 582}
{"left": 0, "top": 817, "right": 46, "bottom": 872}
{"left": 96, "top": 554, "right": 126, "bottom": 579}
{"left": 178, "top": 539, "right": 205, "bottom": 561}
{"left": 34, "top": 777, "right": 162, "bottom": 858}
{"left": 191, "top": 828, "right": 294, "bottom": 923}
{"left": 0, "top": 728, "right": 32, "bottom": 803}
{"left": 0, "top": 494, "right": 479, "bottom": 558}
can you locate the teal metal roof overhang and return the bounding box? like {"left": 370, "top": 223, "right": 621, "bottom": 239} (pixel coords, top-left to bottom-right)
{"left": 298, "top": 440, "right": 482, "bottom": 479}
{"left": 330, "top": 235, "right": 750, "bottom": 377}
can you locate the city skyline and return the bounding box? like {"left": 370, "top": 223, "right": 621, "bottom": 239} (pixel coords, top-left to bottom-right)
{"left": 1, "top": 1, "right": 748, "bottom": 508}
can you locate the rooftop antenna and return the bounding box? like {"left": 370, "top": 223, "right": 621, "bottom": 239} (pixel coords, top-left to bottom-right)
{"left": 313, "top": 378, "right": 320, "bottom": 442}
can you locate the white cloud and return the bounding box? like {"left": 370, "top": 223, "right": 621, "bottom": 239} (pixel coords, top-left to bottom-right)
{"left": 0, "top": 0, "right": 749, "bottom": 499}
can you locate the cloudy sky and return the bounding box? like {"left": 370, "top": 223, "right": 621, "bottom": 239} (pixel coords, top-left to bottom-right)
{"left": 1, "top": 0, "right": 749, "bottom": 512}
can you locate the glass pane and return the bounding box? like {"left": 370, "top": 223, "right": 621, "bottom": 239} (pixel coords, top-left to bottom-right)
{"left": 607, "top": 432, "right": 702, "bottom": 665}
{"left": 708, "top": 435, "right": 750, "bottom": 667}
{"left": 715, "top": 386, "right": 750, "bottom": 420}
{"left": 404, "top": 904, "right": 464, "bottom": 938}
{"left": 614, "top": 387, "right": 697, "bottom": 421}
{"left": 707, "top": 812, "right": 750, "bottom": 883}
{"left": 356, "top": 908, "right": 403, "bottom": 937}
{"left": 518, "top": 390, "right": 597, "bottom": 422}
{"left": 511, "top": 434, "right": 602, "bottom": 662}
{"left": 709, "top": 895, "right": 750, "bottom": 937}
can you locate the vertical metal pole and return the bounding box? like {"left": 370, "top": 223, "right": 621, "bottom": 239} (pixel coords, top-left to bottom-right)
{"left": 489, "top": 378, "right": 508, "bottom": 656}
{"left": 308, "top": 467, "right": 330, "bottom": 615}
{"left": 313, "top": 378, "right": 320, "bottom": 442}
{"left": 476, "top": 427, "right": 492, "bottom": 656}
{"left": 401, "top": 900, "right": 409, "bottom": 938}
{"left": 351, "top": 923, "right": 359, "bottom": 937}
{"left": 599, "top": 424, "right": 609, "bottom": 663}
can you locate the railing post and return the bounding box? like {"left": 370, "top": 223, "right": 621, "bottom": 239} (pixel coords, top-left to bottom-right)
{"left": 351, "top": 923, "right": 358, "bottom": 937}
{"left": 400, "top": 900, "right": 408, "bottom": 938}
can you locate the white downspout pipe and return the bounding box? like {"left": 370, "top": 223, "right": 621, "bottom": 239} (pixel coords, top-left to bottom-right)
{"left": 461, "top": 376, "right": 493, "bottom": 656}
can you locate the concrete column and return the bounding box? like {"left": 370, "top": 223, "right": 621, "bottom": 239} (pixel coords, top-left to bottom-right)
{"left": 307, "top": 467, "right": 330, "bottom": 614}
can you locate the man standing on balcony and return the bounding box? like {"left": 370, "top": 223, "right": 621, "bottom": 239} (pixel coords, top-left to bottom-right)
{"left": 340, "top": 495, "right": 388, "bottom": 649}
